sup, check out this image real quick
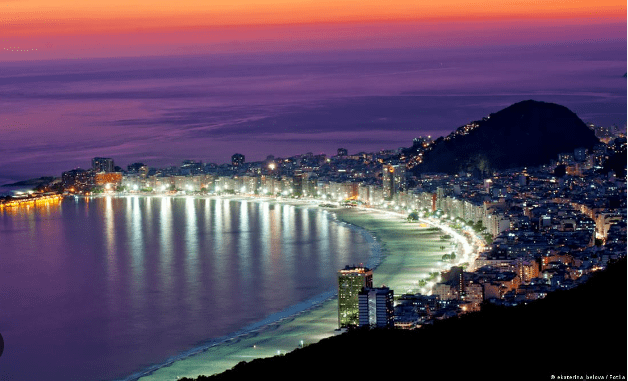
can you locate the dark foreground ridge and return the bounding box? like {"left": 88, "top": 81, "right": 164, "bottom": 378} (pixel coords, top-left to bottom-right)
{"left": 183, "top": 257, "right": 627, "bottom": 381}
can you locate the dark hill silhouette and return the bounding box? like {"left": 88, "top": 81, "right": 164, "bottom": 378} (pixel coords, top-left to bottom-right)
{"left": 412, "top": 100, "right": 600, "bottom": 174}
{"left": 183, "top": 257, "right": 626, "bottom": 381}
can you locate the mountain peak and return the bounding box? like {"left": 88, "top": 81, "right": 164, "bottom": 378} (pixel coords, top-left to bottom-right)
{"left": 413, "top": 100, "right": 599, "bottom": 174}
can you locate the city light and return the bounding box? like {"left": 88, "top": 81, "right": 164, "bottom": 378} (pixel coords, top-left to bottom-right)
{"left": 0, "top": 194, "right": 64, "bottom": 209}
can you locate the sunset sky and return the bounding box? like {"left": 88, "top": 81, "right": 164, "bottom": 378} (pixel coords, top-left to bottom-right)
{"left": 0, "top": 0, "right": 626, "bottom": 182}
{"left": 6, "top": 0, "right": 623, "bottom": 29}
{"left": 2, "top": 0, "right": 625, "bottom": 59}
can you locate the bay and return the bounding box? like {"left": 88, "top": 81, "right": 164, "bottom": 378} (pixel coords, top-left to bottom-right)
{"left": 0, "top": 196, "right": 375, "bottom": 381}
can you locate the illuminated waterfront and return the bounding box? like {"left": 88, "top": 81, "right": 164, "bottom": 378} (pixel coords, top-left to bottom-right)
{"left": 0, "top": 196, "right": 377, "bottom": 381}
{"left": 0, "top": 193, "right": 63, "bottom": 208}
{"left": 138, "top": 203, "right": 458, "bottom": 381}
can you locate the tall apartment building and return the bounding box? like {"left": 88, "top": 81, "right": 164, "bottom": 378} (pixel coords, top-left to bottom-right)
{"left": 293, "top": 169, "right": 303, "bottom": 195}
{"left": 338, "top": 266, "right": 373, "bottom": 328}
{"left": 92, "top": 157, "right": 114, "bottom": 173}
{"left": 382, "top": 163, "right": 406, "bottom": 200}
{"left": 433, "top": 266, "right": 465, "bottom": 301}
{"left": 358, "top": 286, "right": 394, "bottom": 328}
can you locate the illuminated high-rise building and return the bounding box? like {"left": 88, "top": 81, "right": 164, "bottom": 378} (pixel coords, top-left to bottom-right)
{"left": 92, "top": 157, "right": 114, "bottom": 173}
{"left": 440, "top": 266, "right": 465, "bottom": 300}
{"left": 293, "top": 169, "right": 303, "bottom": 195}
{"left": 382, "top": 163, "right": 406, "bottom": 200}
{"left": 358, "top": 286, "right": 394, "bottom": 328}
{"left": 338, "top": 266, "right": 373, "bottom": 328}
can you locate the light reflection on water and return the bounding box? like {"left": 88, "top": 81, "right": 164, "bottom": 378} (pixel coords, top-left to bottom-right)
{"left": 0, "top": 196, "right": 374, "bottom": 381}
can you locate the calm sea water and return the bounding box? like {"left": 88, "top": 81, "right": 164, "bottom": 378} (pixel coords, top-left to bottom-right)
{"left": 0, "top": 40, "right": 625, "bottom": 182}
{"left": 0, "top": 196, "right": 374, "bottom": 381}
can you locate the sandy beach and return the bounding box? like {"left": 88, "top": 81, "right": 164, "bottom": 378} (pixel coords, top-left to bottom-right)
{"left": 135, "top": 203, "right": 459, "bottom": 381}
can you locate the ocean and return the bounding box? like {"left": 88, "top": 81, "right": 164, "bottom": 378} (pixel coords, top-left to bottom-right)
{"left": 0, "top": 196, "right": 377, "bottom": 381}
{"left": 0, "top": 40, "right": 625, "bottom": 183}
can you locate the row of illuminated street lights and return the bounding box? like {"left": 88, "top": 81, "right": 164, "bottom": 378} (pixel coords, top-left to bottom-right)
{"left": 351, "top": 203, "right": 485, "bottom": 295}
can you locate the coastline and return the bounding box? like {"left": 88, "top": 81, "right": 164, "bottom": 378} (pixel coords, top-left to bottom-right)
{"left": 134, "top": 196, "right": 460, "bottom": 381}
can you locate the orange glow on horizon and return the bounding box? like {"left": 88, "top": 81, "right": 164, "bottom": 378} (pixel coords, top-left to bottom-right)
{"left": 3, "top": 0, "right": 625, "bottom": 37}
{"left": 2, "top": 0, "right": 624, "bottom": 60}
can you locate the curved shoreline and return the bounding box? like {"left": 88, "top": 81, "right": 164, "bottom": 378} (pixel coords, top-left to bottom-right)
{"left": 124, "top": 198, "right": 383, "bottom": 381}
{"left": 131, "top": 198, "right": 462, "bottom": 381}
{"left": 9, "top": 193, "right": 465, "bottom": 381}
{"left": 123, "top": 289, "right": 339, "bottom": 381}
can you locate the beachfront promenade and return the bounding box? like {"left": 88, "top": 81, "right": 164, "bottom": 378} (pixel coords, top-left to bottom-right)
{"left": 136, "top": 199, "right": 476, "bottom": 381}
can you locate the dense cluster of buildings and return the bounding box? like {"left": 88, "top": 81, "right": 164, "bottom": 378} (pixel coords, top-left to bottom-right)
{"left": 325, "top": 138, "right": 626, "bottom": 330}
{"left": 20, "top": 130, "right": 627, "bottom": 330}
{"left": 390, "top": 156, "right": 626, "bottom": 328}
{"left": 58, "top": 147, "right": 412, "bottom": 199}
